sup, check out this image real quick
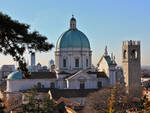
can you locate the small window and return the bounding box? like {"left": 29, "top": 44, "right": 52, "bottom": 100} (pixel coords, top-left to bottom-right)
{"left": 75, "top": 58, "right": 79, "bottom": 67}
{"left": 80, "top": 82, "right": 85, "bottom": 89}
{"left": 97, "top": 81, "right": 102, "bottom": 89}
{"left": 50, "top": 82, "right": 55, "bottom": 89}
{"left": 86, "top": 59, "right": 88, "bottom": 67}
{"left": 63, "top": 59, "right": 66, "bottom": 67}
{"left": 37, "top": 82, "right": 41, "bottom": 89}
{"left": 42, "top": 85, "right": 44, "bottom": 88}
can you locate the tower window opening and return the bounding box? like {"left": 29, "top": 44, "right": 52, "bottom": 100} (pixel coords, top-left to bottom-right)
{"left": 75, "top": 58, "right": 79, "bottom": 67}
{"left": 63, "top": 59, "right": 66, "bottom": 67}
{"left": 123, "top": 50, "right": 127, "bottom": 59}
{"left": 131, "top": 49, "right": 138, "bottom": 59}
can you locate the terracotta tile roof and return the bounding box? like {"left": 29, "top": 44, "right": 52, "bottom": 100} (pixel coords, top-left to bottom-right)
{"left": 35, "top": 88, "right": 98, "bottom": 99}
{"left": 28, "top": 72, "right": 57, "bottom": 79}
{"left": 57, "top": 97, "right": 81, "bottom": 107}
{"left": 50, "top": 89, "right": 98, "bottom": 99}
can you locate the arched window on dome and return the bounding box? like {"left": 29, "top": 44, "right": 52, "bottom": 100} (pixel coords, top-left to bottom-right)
{"left": 75, "top": 58, "right": 79, "bottom": 67}
{"left": 63, "top": 58, "right": 67, "bottom": 67}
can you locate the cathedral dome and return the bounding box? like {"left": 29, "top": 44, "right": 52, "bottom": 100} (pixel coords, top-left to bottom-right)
{"left": 7, "top": 71, "right": 22, "bottom": 80}
{"left": 56, "top": 29, "right": 90, "bottom": 49}
{"left": 56, "top": 15, "right": 90, "bottom": 49}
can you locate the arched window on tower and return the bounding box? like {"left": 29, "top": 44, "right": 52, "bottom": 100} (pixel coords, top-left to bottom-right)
{"left": 63, "top": 59, "right": 66, "bottom": 67}
{"left": 131, "top": 49, "right": 138, "bottom": 59}
{"left": 123, "top": 50, "right": 127, "bottom": 59}
{"left": 75, "top": 58, "right": 79, "bottom": 67}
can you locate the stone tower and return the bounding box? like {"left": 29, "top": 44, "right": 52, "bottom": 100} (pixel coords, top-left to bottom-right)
{"left": 122, "top": 40, "right": 141, "bottom": 97}
{"left": 31, "top": 53, "right": 35, "bottom": 66}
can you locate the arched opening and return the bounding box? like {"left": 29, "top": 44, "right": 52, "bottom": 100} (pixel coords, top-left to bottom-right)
{"left": 123, "top": 50, "right": 127, "bottom": 59}
{"left": 131, "top": 49, "right": 138, "bottom": 59}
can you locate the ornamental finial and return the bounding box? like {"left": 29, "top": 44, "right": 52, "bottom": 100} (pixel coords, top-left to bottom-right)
{"left": 70, "top": 14, "right": 76, "bottom": 29}
{"left": 72, "top": 14, "right": 74, "bottom": 18}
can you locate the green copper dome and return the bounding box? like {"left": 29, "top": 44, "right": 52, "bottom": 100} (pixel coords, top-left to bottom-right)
{"left": 7, "top": 71, "right": 22, "bottom": 80}
{"left": 56, "top": 29, "right": 90, "bottom": 49}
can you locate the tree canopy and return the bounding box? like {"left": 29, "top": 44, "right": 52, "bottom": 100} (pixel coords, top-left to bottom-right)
{"left": 20, "top": 86, "right": 58, "bottom": 113}
{"left": 0, "top": 12, "right": 53, "bottom": 77}
{"left": 84, "top": 83, "right": 150, "bottom": 113}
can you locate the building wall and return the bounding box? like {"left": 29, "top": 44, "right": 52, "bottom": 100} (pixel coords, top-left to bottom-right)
{"left": 98, "top": 57, "right": 109, "bottom": 77}
{"left": 109, "top": 66, "right": 117, "bottom": 84}
{"left": 57, "top": 79, "right": 67, "bottom": 89}
{"left": 67, "top": 78, "right": 108, "bottom": 89}
{"left": 97, "top": 78, "right": 109, "bottom": 86}
{"left": 55, "top": 48, "right": 92, "bottom": 71}
{"left": 7, "top": 79, "right": 56, "bottom": 92}
{"left": 98, "top": 57, "right": 118, "bottom": 84}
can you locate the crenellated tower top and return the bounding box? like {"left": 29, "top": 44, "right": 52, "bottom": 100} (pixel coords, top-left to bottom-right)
{"left": 122, "top": 40, "right": 140, "bottom": 46}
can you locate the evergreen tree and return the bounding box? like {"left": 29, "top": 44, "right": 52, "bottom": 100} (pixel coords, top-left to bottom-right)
{"left": 21, "top": 86, "right": 41, "bottom": 113}
{"left": 21, "top": 86, "right": 58, "bottom": 113}
{"left": 41, "top": 95, "right": 58, "bottom": 113}
{"left": 0, "top": 12, "right": 53, "bottom": 77}
{"left": 0, "top": 99, "right": 5, "bottom": 113}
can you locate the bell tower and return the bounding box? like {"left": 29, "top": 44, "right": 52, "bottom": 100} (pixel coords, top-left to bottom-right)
{"left": 122, "top": 40, "right": 141, "bottom": 97}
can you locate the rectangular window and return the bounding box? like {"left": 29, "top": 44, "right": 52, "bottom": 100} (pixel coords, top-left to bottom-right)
{"left": 50, "top": 82, "right": 55, "bottom": 89}
{"left": 86, "top": 59, "right": 88, "bottom": 67}
{"left": 63, "top": 59, "right": 66, "bottom": 67}
{"left": 97, "top": 81, "right": 102, "bottom": 89}
{"left": 80, "top": 83, "right": 85, "bottom": 89}
{"left": 75, "top": 59, "right": 79, "bottom": 67}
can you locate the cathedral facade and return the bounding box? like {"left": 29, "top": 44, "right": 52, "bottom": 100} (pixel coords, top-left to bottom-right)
{"left": 6, "top": 16, "right": 121, "bottom": 104}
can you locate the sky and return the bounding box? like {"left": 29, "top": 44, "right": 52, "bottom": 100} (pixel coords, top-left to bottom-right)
{"left": 0, "top": 0, "right": 150, "bottom": 67}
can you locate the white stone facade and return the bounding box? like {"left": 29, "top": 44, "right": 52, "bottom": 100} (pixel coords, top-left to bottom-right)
{"left": 7, "top": 79, "right": 56, "bottom": 92}
{"left": 55, "top": 48, "right": 92, "bottom": 72}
